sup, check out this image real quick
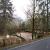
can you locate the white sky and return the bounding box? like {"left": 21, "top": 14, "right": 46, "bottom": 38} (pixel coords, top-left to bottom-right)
{"left": 11, "top": 0, "right": 31, "bottom": 20}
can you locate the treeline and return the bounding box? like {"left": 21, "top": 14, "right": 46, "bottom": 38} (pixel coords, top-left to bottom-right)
{"left": 0, "top": 0, "right": 18, "bottom": 35}
{"left": 23, "top": 0, "right": 50, "bottom": 33}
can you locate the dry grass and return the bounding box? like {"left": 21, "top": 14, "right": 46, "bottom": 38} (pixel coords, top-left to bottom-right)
{"left": 0, "top": 36, "right": 24, "bottom": 47}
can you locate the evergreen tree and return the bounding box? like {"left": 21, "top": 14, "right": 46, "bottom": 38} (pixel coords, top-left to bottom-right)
{"left": 0, "top": 0, "right": 13, "bottom": 35}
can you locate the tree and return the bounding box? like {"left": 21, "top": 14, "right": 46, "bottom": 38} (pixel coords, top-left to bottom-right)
{"left": 25, "top": 0, "right": 50, "bottom": 39}
{"left": 36, "top": 0, "right": 50, "bottom": 33}
{"left": 0, "top": 0, "right": 13, "bottom": 35}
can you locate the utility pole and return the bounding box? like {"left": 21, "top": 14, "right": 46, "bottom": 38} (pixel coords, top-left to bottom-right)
{"left": 32, "top": 0, "right": 35, "bottom": 40}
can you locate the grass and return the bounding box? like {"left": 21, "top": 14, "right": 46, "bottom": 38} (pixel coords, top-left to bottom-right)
{"left": 0, "top": 36, "right": 26, "bottom": 50}
{"left": 0, "top": 41, "right": 27, "bottom": 50}
{"left": 0, "top": 34, "right": 50, "bottom": 50}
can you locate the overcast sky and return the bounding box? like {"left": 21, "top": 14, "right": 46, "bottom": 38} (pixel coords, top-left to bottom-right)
{"left": 11, "top": 0, "right": 31, "bottom": 21}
